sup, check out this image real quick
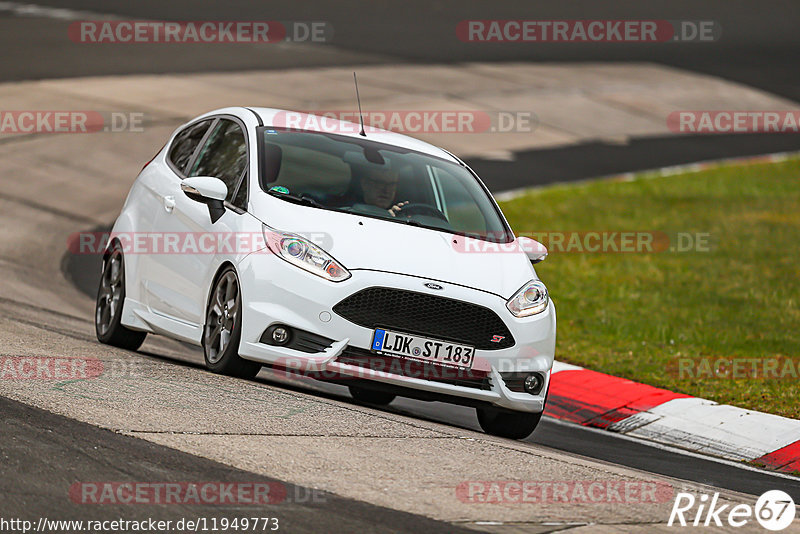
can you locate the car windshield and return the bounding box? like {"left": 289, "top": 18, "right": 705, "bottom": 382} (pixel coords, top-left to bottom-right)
{"left": 258, "top": 128, "right": 512, "bottom": 242}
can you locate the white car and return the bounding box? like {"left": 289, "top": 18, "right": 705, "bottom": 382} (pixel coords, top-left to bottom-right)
{"left": 96, "top": 107, "right": 556, "bottom": 439}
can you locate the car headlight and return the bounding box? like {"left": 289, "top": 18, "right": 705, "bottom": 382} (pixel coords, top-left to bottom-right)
{"left": 262, "top": 225, "right": 350, "bottom": 282}
{"left": 506, "top": 280, "right": 548, "bottom": 317}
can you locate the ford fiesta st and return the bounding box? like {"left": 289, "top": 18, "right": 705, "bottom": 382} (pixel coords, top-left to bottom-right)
{"left": 96, "top": 107, "right": 555, "bottom": 439}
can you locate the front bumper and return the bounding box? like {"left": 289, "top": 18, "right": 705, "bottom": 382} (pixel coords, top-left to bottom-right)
{"left": 236, "top": 253, "right": 556, "bottom": 413}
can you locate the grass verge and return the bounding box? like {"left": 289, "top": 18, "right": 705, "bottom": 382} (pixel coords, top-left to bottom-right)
{"left": 499, "top": 157, "right": 800, "bottom": 419}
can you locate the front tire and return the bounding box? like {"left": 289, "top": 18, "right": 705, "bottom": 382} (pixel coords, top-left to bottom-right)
{"left": 95, "top": 243, "right": 147, "bottom": 351}
{"left": 476, "top": 407, "right": 543, "bottom": 439}
{"left": 203, "top": 267, "right": 261, "bottom": 379}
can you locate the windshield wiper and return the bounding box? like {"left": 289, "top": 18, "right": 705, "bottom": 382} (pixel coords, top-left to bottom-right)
{"left": 267, "top": 190, "right": 323, "bottom": 208}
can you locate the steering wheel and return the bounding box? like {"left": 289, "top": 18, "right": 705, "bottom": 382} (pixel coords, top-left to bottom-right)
{"left": 397, "top": 202, "right": 448, "bottom": 222}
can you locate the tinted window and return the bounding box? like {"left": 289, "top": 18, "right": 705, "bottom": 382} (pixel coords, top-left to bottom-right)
{"left": 168, "top": 120, "right": 212, "bottom": 174}
{"left": 232, "top": 172, "right": 248, "bottom": 208}
{"left": 190, "top": 119, "right": 247, "bottom": 205}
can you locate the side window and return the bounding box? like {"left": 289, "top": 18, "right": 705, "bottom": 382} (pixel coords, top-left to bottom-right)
{"left": 232, "top": 172, "right": 248, "bottom": 208}
{"left": 189, "top": 119, "right": 248, "bottom": 206}
{"left": 168, "top": 120, "right": 212, "bottom": 174}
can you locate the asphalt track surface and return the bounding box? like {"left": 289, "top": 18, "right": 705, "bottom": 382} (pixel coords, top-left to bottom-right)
{"left": 3, "top": 1, "right": 800, "bottom": 531}
{"left": 472, "top": 132, "right": 800, "bottom": 192}
{"left": 4, "top": 0, "right": 800, "bottom": 102}
{"left": 62, "top": 247, "right": 800, "bottom": 505}
{"left": 0, "top": 395, "right": 475, "bottom": 534}
{"left": 2, "top": 0, "right": 800, "bottom": 187}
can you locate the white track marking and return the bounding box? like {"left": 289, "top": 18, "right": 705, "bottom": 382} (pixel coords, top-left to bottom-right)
{"left": 626, "top": 397, "right": 800, "bottom": 461}
{"left": 548, "top": 361, "right": 800, "bottom": 465}
{"left": 0, "top": 1, "right": 115, "bottom": 20}
{"left": 544, "top": 416, "right": 800, "bottom": 484}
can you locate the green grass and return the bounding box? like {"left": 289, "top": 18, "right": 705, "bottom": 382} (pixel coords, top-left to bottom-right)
{"left": 498, "top": 157, "right": 800, "bottom": 419}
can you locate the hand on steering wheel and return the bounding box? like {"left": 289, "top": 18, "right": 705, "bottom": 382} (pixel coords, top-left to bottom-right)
{"left": 388, "top": 201, "right": 409, "bottom": 217}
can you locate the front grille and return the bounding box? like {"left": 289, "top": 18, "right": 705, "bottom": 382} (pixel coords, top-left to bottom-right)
{"left": 336, "top": 347, "right": 492, "bottom": 390}
{"left": 332, "top": 287, "right": 514, "bottom": 350}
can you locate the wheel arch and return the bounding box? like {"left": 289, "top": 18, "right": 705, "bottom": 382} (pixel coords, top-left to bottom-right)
{"left": 101, "top": 237, "right": 128, "bottom": 294}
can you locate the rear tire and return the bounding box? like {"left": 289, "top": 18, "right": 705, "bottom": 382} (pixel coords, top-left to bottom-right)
{"left": 203, "top": 267, "right": 261, "bottom": 379}
{"left": 95, "top": 243, "right": 147, "bottom": 351}
{"left": 349, "top": 386, "right": 396, "bottom": 405}
{"left": 476, "top": 407, "right": 542, "bottom": 439}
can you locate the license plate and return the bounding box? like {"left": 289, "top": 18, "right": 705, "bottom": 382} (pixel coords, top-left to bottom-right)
{"left": 371, "top": 328, "right": 475, "bottom": 369}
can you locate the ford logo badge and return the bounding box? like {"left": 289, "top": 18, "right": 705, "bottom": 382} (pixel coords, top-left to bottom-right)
{"left": 424, "top": 283, "right": 443, "bottom": 290}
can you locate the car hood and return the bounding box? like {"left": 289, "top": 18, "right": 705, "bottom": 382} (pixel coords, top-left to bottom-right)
{"left": 254, "top": 200, "right": 535, "bottom": 299}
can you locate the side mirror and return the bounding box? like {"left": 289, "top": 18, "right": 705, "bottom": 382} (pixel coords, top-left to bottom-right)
{"left": 517, "top": 236, "right": 548, "bottom": 264}
{"left": 181, "top": 177, "right": 228, "bottom": 223}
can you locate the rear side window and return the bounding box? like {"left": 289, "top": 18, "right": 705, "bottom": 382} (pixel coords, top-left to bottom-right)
{"left": 168, "top": 120, "right": 212, "bottom": 174}
{"left": 189, "top": 119, "right": 247, "bottom": 205}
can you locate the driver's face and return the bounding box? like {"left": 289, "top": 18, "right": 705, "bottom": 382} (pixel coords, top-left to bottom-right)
{"left": 361, "top": 172, "right": 398, "bottom": 209}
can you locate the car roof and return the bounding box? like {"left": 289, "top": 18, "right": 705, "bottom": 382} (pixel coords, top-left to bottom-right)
{"left": 241, "top": 107, "right": 460, "bottom": 163}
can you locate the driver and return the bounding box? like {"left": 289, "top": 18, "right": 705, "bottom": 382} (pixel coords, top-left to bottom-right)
{"left": 359, "top": 169, "right": 409, "bottom": 217}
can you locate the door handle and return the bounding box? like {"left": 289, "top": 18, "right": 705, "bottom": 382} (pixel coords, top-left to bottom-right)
{"left": 163, "top": 195, "right": 176, "bottom": 213}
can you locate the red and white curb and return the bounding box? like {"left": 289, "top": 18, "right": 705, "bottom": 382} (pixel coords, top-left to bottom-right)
{"left": 545, "top": 361, "right": 800, "bottom": 474}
